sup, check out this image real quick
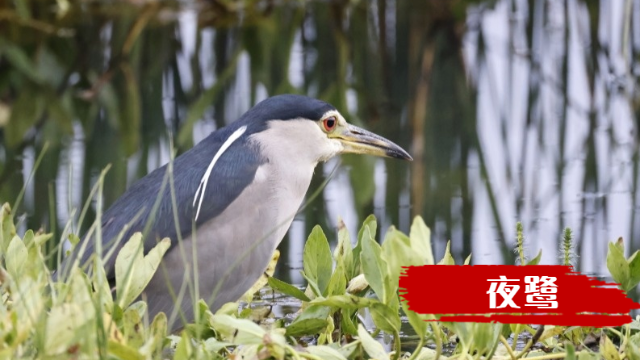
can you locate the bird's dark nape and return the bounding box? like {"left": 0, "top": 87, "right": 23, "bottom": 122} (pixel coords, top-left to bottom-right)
{"left": 237, "top": 94, "right": 336, "bottom": 125}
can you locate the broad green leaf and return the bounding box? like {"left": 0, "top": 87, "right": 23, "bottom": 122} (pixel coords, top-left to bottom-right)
{"left": 354, "top": 215, "right": 377, "bottom": 275}
{"left": 437, "top": 241, "right": 455, "bottom": 265}
{"left": 627, "top": 341, "right": 640, "bottom": 360}
{"left": 360, "top": 227, "right": 390, "bottom": 303}
{"left": 46, "top": 304, "right": 90, "bottom": 355}
{"left": 108, "top": 341, "right": 145, "bottom": 360}
{"left": 327, "top": 263, "right": 347, "bottom": 296}
{"left": 627, "top": 250, "right": 640, "bottom": 291}
{"left": 310, "top": 294, "right": 376, "bottom": 310}
{"left": 382, "top": 230, "right": 424, "bottom": 292}
{"left": 303, "top": 225, "right": 333, "bottom": 295}
{"left": 286, "top": 305, "right": 330, "bottom": 336}
{"left": 334, "top": 218, "right": 354, "bottom": 278}
{"left": 6, "top": 235, "right": 27, "bottom": 278}
{"left": 370, "top": 302, "right": 401, "bottom": 334}
{"left": 410, "top": 216, "right": 435, "bottom": 265}
{"left": 115, "top": 233, "right": 171, "bottom": 309}
{"left": 123, "top": 306, "right": 145, "bottom": 348}
{"left": 306, "top": 346, "right": 348, "bottom": 360}
{"left": 94, "top": 257, "right": 114, "bottom": 313}
{"left": 210, "top": 314, "right": 265, "bottom": 344}
{"left": 599, "top": 334, "right": 620, "bottom": 360}
{"left": 268, "top": 277, "right": 310, "bottom": 301}
{"left": 464, "top": 253, "right": 472, "bottom": 265}
{"left": 140, "top": 312, "right": 168, "bottom": 358}
{"left": 0, "top": 203, "right": 16, "bottom": 253}
{"left": 526, "top": 250, "right": 542, "bottom": 265}
{"left": 357, "top": 324, "right": 390, "bottom": 360}
{"left": 565, "top": 342, "right": 577, "bottom": 360}
{"left": 401, "top": 299, "right": 428, "bottom": 339}
{"left": 607, "top": 242, "right": 630, "bottom": 290}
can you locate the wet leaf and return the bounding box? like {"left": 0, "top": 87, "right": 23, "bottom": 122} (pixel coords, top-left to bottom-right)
{"left": 268, "top": 276, "right": 310, "bottom": 301}
{"left": 303, "top": 225, "right": 332, "bottom": 295}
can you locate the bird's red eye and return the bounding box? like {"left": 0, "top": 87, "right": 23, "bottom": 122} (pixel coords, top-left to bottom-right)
{"left": 323, "top": 116, "right": 337, "bottom": 132}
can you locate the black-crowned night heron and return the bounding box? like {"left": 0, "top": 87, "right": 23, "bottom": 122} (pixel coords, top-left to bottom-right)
{"left": 60, "top": 94, "right": 411, "bottom": 329}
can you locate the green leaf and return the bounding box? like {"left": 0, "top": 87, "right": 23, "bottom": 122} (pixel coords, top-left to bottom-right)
{"left": 627, "top": 250, "right": 640, "bottom": 291}
{"left": 357, "top": 324, "right": 390, "bottom": 360}
{"left": 303, "top": 225, "right": 333, "bottom": 295}
{"left": 410, "top": 216, "right": 435, "bottom": 265}
{"left": 6, "top": 235, "right": 27, "bottom": 278}
{"left": 123, "top": 305, "right": 146, "bottom": 348}
{"left": 107, "top": 341, "right": 145, "bottom": 360}
{"left": 437, "top": 241, "right": 456, "bottom": 265}
{"left": 306, "top": 345, "right": 348, "bottom": 360}
{"left": 0, "top": 203, "right": 15, "bottom": 253}
{"left": 141, "top": 312, "right": 168, "bottom": 358}
{"left": 627, "top": 341, "right": 640, "bottom": 360}
{"left": 286, "top": 305, "right": 330, "bottom": 336}
{"left": 599, "top": 334, "right": 621, "bottom": 360}
{"left": 526, "top": 250, "right": 542, "bottom": 265}
{"left": 607, "top": 242, "right": 630, "bottom": 290}
{"left": 210, "top": 314, "right": 265, "bottom": 344}
{"left": 334, "top": 218, "right": 354, "bottom": 279}
{"left": 370, "top": 302, "right": 401, "bottom": 334}
{"left": 310, "top": 294, "right": 376, "bottom": 310}
{"left": 360, "top": 227, "right": 390, "bottom": 303}
{"left": 327, "top": 263, "right": 347, "bottom": 296}
{"left": 115, "top": 233, "right": 171, "bottom": 309}
{"left": 353, "top": 215, "right": 377, "bottom": 275}
{"left": 382, "top": 229, "right": 424, "bottom": 292}
{"left": 401, "top": 299, "right": 428, "bottom": 339}
{"left": 565, "top": 342, "right": 577, "bottom": 360}
{"left": 267, "top": 277, "right": 310, "bottom": 301}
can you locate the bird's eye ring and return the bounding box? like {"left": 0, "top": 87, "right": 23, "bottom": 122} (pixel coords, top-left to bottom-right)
{"left": 323, "top": 116, "right": 337, "bottom": 132}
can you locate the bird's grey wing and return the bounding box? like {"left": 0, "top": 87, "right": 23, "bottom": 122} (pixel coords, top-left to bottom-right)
{"left": 58, "top": 127, "right": 265, "bottom": 280}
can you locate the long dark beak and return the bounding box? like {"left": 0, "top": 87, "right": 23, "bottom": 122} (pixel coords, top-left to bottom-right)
{"left": 335, "top": 124, "right": 413, "bottom": 161}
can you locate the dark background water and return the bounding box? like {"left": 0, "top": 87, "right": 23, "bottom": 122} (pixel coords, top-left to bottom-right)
{"left": 1, "top": 0, "right": 638, "bottom": 299}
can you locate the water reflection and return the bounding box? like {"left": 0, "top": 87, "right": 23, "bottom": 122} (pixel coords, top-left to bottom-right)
{"left": 0, "top": 0, "right": 638, "bottom": 301}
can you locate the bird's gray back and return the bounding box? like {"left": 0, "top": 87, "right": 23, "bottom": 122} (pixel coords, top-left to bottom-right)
{"left": 59, "top": 123, "right": 266, "bottom": 280}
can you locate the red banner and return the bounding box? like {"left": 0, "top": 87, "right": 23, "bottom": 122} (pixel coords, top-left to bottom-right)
{"left": 399, "top": 265, "right": 640, "bottom": 327}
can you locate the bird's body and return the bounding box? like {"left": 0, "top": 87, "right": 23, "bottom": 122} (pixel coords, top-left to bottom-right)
{"left": 59, "top": 95, "right": 411, "bottom": 330}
